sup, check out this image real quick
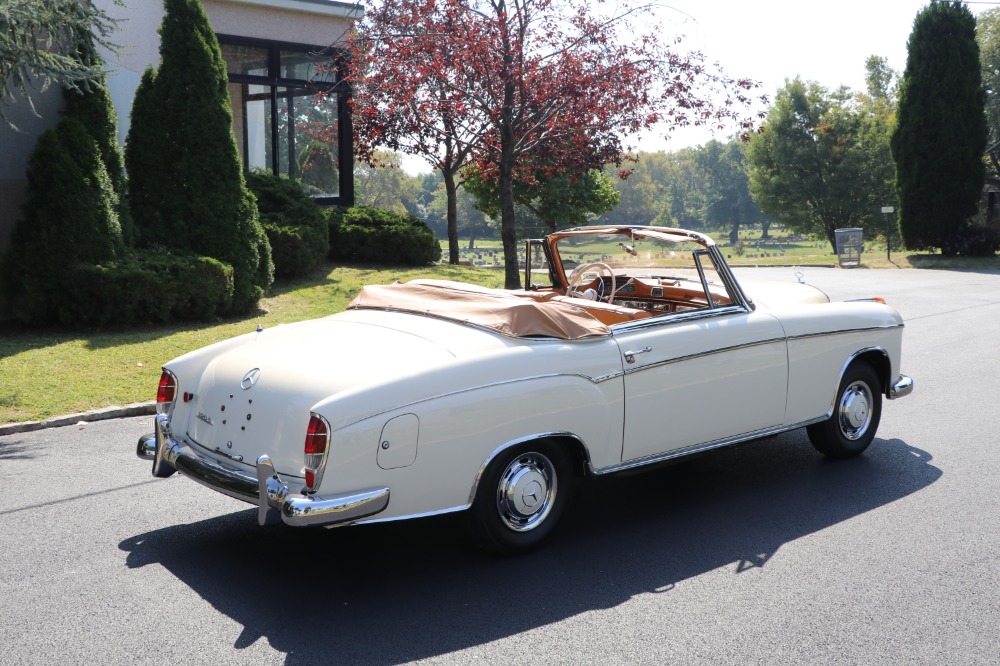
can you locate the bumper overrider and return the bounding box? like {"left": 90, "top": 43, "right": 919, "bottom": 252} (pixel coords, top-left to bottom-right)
{"left": 137, "top": 414, "right": 389, "bottom": 527}
{"left": 889, "top": 374, "right": 914, "bottom": 400}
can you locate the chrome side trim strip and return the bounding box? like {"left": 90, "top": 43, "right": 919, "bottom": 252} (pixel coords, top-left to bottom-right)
{"left": 354, "top": 503, "right": 469, "bottom": 526}
{"left": 786, "top": 324, "right": 904, "bottom": 342}
{"left": 591, "top": 417, "right": 828, "bottom": 476}
{"left": 333, "top": 372, "right": 622, "bottom": 430}
{"left": 591, "top": 371, "right": 624, "bottom": 383}
{"left": 611, "top": 305, "right": 749, "bottom": 333}
{"left": 331, "top": 327, "right": 902, "bottom": 429}
{"left": 621, "top": 337, "right": 787, "bottom": 376}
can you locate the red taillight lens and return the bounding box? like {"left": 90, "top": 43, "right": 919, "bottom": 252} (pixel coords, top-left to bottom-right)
{"left": 303, "top": 414, "right": 330, "bottom": 492}
{"left": 156, "top": 370, "right": 177, "bottom": 415}
{"left": 304, "top": 415, "right": 329, "bottom": 455}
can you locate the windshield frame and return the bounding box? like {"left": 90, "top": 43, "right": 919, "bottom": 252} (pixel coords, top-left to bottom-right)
{"left": 532, "top": 225, "right": 755, "bottom": 316}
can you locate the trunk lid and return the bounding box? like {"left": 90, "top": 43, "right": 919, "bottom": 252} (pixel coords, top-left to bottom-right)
{"left": 180, "top": 316, "right": 457, "bottom": 476}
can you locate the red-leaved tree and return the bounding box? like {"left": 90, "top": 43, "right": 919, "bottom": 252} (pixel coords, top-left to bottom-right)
{"left": 349, "top": 0, "right": 763, "bottom": 286}
{"left": 348, "top": 1, "right": 487, "bottom": 265}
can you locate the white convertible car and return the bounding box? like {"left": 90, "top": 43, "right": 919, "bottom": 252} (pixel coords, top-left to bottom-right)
{"left": 137, "top": 226, "right": 912, "bottom": 552}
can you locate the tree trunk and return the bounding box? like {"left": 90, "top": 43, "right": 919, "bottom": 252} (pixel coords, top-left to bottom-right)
{"left": 443, "top": 168, "right": 460, "bottom": 264}
{"left": 500, "top": 158, "right": 521, "bottom": 289}
{"left": 499, "top": 28, "right": 521, "bottom": 290}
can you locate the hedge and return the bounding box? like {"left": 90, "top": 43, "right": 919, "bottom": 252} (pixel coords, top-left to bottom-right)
{"left": 327, "top": 206, "right": 441, "bottom": 266}
{"left": 246, "top": 172, "right": 329, "bottom": 278}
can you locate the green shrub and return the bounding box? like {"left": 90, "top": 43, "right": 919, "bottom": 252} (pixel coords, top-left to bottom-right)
{"left": 953, "top": 225, "right": 1000, "bottom": 257}
{"left": 2, "top": 116, "right": 123, "bottom": 324}
{"left": 246, "top": 171, "right": 329, "bottom": 277}
{"left": 56, "top": 253, "right": 234, "bottom": 327}
{"left": 327, "top": 206, "right": 441, "bottom": 265}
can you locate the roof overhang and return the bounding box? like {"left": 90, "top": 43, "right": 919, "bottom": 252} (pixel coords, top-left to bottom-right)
{"left": 217, "top": 0, "right": 364, "bottom": 19}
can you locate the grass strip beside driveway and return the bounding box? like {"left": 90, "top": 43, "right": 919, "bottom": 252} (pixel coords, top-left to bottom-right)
{"left": 0, "top": 264, "right": 503, "bottom": 425}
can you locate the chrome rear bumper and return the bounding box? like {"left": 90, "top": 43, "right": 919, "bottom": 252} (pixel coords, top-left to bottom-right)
{"left": 137, "top": 414, "right": 389, "bottom": 528}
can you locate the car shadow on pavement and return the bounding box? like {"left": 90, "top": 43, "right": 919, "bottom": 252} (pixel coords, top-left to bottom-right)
{"left": 118, "top": 434, "right": 940, "bottom": 665}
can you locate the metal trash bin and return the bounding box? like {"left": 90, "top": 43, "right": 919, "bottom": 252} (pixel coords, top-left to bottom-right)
{"left": 834, "top": 228, "right": 863, "bottom": 267}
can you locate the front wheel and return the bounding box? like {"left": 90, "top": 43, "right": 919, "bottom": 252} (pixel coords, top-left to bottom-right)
{"left": 807, "top": 362, "right": 882, "bottom": 458}
{"left": 469, "top": 442, "right": 574, "bottom": 554}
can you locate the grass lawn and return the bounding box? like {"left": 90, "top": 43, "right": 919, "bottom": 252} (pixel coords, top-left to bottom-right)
{"left": 444, "top": 228, "right": 1000, "bottom": 269}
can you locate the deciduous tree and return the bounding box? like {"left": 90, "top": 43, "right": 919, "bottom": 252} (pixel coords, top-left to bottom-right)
{"left": 746, "top": 78, "right": 895, "bottom": 249}
{"left": 349, "top": 0, "right": 762, "bottom": 287}
{"left": 697, "top": 140, "right": 769, "bottom": 244}
{"left": 976, "top": 8, "right": 1000, "bottom": 185}
{"left": 428, "top": 178, "right": 496, "bottom": 248}
{"left": 349, "top": 2, "right": 483, "bottom": 264}
{"left": 463, "top": 164, "right": 619, "bottom": 232}
{"left": 354, "top": 151, "right": 425, "bottom": 216}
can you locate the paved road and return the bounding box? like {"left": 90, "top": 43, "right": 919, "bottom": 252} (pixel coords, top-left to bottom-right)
{"left": 2, "top": 267, "right": 999, "bottom": 665}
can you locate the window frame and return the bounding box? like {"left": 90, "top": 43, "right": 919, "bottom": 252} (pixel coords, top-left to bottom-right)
{"left": 217, "top": 33, "right": 354, "bottom": 206}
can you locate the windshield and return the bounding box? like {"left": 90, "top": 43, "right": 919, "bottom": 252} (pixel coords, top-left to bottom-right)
{"left": 558, "top": 231, "right": 726, "bottom": 278}
{"left": 547, "top": 228, "right": 741, "bottom": 315}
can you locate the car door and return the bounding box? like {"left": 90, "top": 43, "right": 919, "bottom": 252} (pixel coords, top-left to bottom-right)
{"left": 614, "top": 302, "right": 788, "bottom": 465}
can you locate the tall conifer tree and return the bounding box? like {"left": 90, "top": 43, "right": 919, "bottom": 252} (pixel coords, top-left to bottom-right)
{"left": 892, "top": 0, "right": 986, "bottom": 254}
{"left": 63, "top": 34, "right": 133, "bottom": 245}
{"left": 125, "top": 0, "right": 272, "bottom": 311}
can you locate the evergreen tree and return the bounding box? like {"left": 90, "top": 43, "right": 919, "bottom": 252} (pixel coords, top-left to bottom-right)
{"left": 2, "top": 117, "right": 122, "bottom": 322}
{"left": 0, "top": 0, "right": 122, "bottom": 125}
{"left": 125, "top": 0, "right": 272, "bottom": 311}
{"left": 62, "top": 33, "right": 133, "bottom": 245}
{"left": 891, "top": 0, "right": 986, "bottom": 254}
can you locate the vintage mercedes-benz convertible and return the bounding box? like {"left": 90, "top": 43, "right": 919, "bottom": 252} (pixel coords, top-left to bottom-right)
{"left": 137, "top": 226, "right": 912, "bottom": 552}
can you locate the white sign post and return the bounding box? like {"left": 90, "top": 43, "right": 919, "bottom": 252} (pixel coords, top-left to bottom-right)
{"left": 881, "top": 206, "right": 895, "bottom": 261}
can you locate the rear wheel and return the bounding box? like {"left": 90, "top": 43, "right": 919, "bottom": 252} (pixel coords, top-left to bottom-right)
{"left": 807, "top": 362, "right": 882, "bottom": 458}
{"left": 469, "top": 441, "right": 574, "bottom": 554}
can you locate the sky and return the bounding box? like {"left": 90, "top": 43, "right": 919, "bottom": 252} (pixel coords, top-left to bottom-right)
{"left": 648, "top": 0, "right": 994, "bottom": 150}
{"left": 401, "top": 0, "right": 996, "bottom": 173}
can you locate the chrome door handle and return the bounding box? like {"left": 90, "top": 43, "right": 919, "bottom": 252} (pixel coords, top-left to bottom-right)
{"left": 623, "top": 346, "right": 652, "bottom": 364}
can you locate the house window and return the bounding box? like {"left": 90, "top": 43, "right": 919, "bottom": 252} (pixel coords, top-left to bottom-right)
{"left": 218, "top": 34, "right": 353, "bottom": 206}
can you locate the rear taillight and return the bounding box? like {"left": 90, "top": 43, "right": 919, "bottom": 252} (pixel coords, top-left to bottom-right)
{"left": 304, "top": 414, "right": 331, "bottom": 492}
{"left": 156, "top": 370, "right": 178, "bottom": 415}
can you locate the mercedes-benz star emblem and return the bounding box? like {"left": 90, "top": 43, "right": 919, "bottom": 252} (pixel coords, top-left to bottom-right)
{"left": 241, "top": 368, "right": 261, "bottom": 390}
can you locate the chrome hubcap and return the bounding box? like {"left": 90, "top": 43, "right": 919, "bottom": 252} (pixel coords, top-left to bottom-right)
{"left": 838, "top": 381, "right": 872, "bottom": 441}
{"left": 496, "top": 452, "right": 556, "bottom": 532}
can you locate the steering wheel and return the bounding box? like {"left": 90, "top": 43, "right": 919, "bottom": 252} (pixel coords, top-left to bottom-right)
{"left": 567, "top": 262, "right": 617, "bottom": 303}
